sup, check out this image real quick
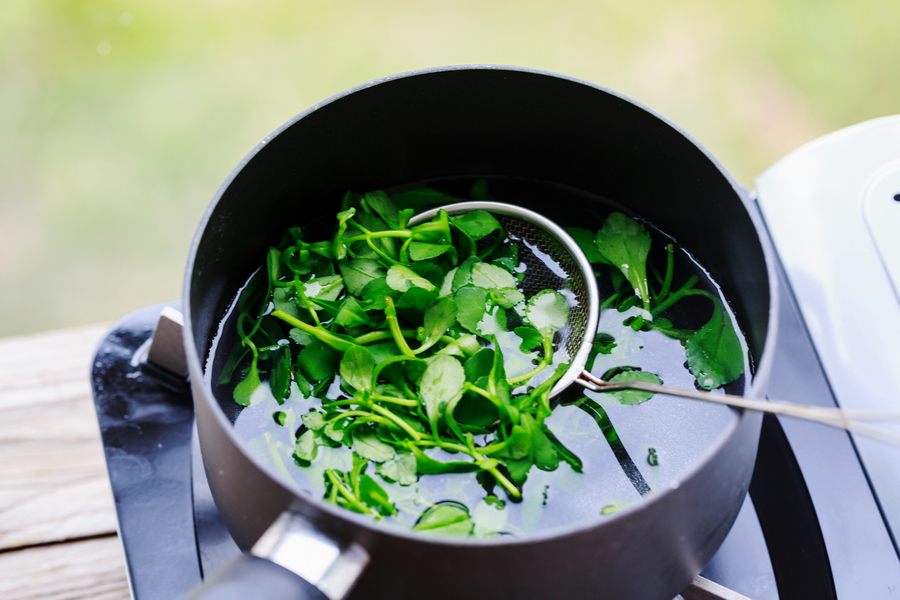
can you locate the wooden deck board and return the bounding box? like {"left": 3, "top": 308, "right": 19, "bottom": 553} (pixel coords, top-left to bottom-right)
{"left": 0, "top": 325, "right": 131, "bottom": 599}
{"left": 0, "top": 536, "right": 131, "bottom": 600}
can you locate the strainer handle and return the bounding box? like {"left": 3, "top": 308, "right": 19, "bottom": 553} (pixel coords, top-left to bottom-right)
{"left": 575, "top": 370, "right": 900, "bottom": 445}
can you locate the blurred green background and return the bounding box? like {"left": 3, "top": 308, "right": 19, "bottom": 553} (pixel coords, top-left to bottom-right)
{"left": 2, "top": 0, "right": 898, "bottom": 337}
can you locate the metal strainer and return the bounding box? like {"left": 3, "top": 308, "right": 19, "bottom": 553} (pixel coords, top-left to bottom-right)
{"left": 412, "top": 201, "right": 900, "bottom": 444}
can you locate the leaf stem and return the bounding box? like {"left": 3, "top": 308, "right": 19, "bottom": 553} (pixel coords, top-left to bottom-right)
{"left": 658, "top": 244, "right": 675, "bottom": 300}
{"left": 270, "top": 310, "right": 357, "bottom": 351}
{"left": 650, "top": 275, "right": 698, "bottom": 317}
{"left": 507, "top": 335, "right": 553, "bottom": 384}
{"left": 344, "top": 230, "right": 413, "bottom": 242}
{"left": 383, "top": 298, "right": 416, "bottom": 358}
{"left": 370, "top": 404, "right": 422, "bottom": 441}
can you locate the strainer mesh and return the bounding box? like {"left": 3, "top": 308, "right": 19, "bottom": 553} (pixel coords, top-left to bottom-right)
{"left": 492, "top": 214, "right": 590, "bottom": 361}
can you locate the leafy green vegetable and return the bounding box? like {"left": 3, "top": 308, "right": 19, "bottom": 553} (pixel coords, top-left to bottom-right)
{"left": 294, "top": 429, "right": 318, "bottom": 463}
{"left": 514, "top": 326, "right": 543, "bottom": 352}
{"left": 386, "top": 264, "right": 437, "bottom": 293}
{"left": 268, "top": 345, "right": 292, "bottom": 405}
{"left": 413, "top": 504, "right": 474, "bottom": 535}
{"left": 297, "top": 339, "right": 339, "bottom": 382}
{"left": 232, "top": 356, "right": 261, "bottom": 406}
{"left": 220, "top": 182, "right": 750, "bottom": 535}
{"left": 686, "top": 298, "right": 744, "bottom": 390}
{"left": 455, "top": 287, "right": 488, "bottom": 333}
{"left": 605, "top": 370, "right": 662, "bottom": 405}
{"left": 525, "top": 290, "right": 569, "bottom": 335}
{"left": 340, "top": 345, "right": 375, "bottom": 393}
{"left": 594, "top": 212, "right": 651, "bottom": 311}
{"left": 419, "top": 355, "right": 466, "bottom": 431}
{"left": 352, "top": 431, "right": 395, "bottom": 462}
{"left": 414, "top": 297, "right": 458, "bottom": 354}
{"left": 376, "top": 453, "right": 418, "bottom": 485}
{"left": 566, "top": 227, "right": 608, "bottom": 264}
{"left": 471, "top": 262, "right": 516, "bottom": 290}
{"left": 472, "top": 498, "right": 507, "bottom": 537}
{"left": 339, "top": 259, "right": 386, "bottom": 296}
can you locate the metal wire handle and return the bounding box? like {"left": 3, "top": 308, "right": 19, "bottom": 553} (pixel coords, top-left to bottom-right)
{"left": 576, "top": 370, "right": 900, "bottom": 446}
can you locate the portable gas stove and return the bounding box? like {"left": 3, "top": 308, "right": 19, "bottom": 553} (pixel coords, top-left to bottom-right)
{"left": 90, "top": 117, "right": 900, "bottom": 599}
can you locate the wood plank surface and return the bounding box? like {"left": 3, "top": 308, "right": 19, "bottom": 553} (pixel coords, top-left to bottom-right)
{"left": 0, "top": 536, "right": 131, "bottom": 600}
{"left": 0, "top": 325, "right": 132, "bottom": 600}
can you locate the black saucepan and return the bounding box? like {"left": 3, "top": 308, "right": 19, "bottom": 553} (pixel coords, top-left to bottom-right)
{"left": 182, "top": 66, "right": 778, "bottom": 600}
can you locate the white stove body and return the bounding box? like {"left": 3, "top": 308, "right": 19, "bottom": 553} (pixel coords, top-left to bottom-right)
{"left": 756, "top": 115, "right": 900, "bottom": 541}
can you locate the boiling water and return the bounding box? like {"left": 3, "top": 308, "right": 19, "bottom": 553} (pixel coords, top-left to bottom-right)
{"left": 206, "top": 177, "right": 750, "bottom": 537}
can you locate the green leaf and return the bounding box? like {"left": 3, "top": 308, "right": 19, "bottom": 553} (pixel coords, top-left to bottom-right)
{"left": 415, "top": 297, "right": 458, "bottom": 354}
{"left": 269, "top": 345, "right": 292, "bottom": 405}
{"left": 471, "top": 262, "right": 516, "bottom": 290}
{"left": 463, "top": 348, "right": 494, "bottom": 383}
{"left": 358, "top": 473, "right": 396, "bottom": 516}
{"left": 289, "top": 327, "right": 316, "bottom": 346}
{"left": 505, "top": 457, "right": 531, "bottom": 486}
{"left": 438, "top": 267, "right": 457, "bottom": 297}
{"left": 413, "top": 504, "right": 473, "bottom": 536}
{"left": 376, "top": 453, "right": 418, "bottom": 486}
{"left": 360, "top": 277, "right": 400, "bottom": 310}
{"left": 409, "top": 242, "right": 452, "bottom": 261}
{"left": 566, "top": 227, "right": 609, "bottom": 264}
{"left": 233, "top": 356, "right": 261, "bottom": 406}
{"left": 338, "top": 259, "right": 386, "bottom": 296}
{"left": 451, "top": 256, "right": 481, "bottom": 293}
{"left": 594, "top": 212, "right": 651, "bottom": 310}
{"left": 452, "top": 393, "right": 499, "bottom": 428}
{"left": 363, "top": 190, "right": 403, "bottom": 229}
{"left": 525, "top": 290, "right": 569, "bottom": 336}
{"left": 542, "top": 425, "right": 583, "bottom": 473}
{"left": 272, "top": 286, "right": 302, "bottom": 320}
{"left": 585, "top": 332, "right": 617, "bottom": 371}
{"left": 454, "top": 287, "right": 488, "bottom": 333}
{"left": 395, "top": 287, "right": 437, "bottom": 323}
{"left": 324, "top": 421, "right": 345, "bottom": 444}
{"left": 487, "top": 335, "right": 511, "bottom": 410}
{"left": 410, "top": 261, "right": 446, "bottom": 288}
{"left": 472, "top": 498, "right": 507, "bottom": 537}
{"left": 301, "top": 411, "right": 326, "bottom": 431}
{"left": 490, "top": 287, "right": 524, "bottom": 309}
{"left": 531, "top": 416, "right": 560, "bottom": 472}
{"left": 489, "top": 242, "right": 518, "bottom": 274}
{"left": 418, "top": 355, "right": 466, "bottom": 430}
{"left": 267, "top": 246, "right": 286, "bottom": 283}
{"left": 493, "top": 425, "right": 531, "bottom": 460}
{"left": 436, "top": 334, "right": 481, "bottom": 359}
{"left": 451, "top": 210, "right": 502, "bottom": 241}
{"left": 334, "top": 297, "right": 372, "bottom": 329}
{"left": 340, "top": 345, "right": 375, "bottom": 393}
{"left": 514, "top": 326, "right": 543, "bottom": 352}
{"left": 475, "top": 304, "right": 508, "bottom": 336}
{"left": 331, "top": 208, "right": 357, "bottom": 260}
{"left": 294, "top": 429, "right": 318, "bottom": 463}
{"left": 304, "top": 275, "right": 344, "bottom": 303}
{"left": 685, "top": 298, "right": 745, "bottom": 390}
{"left": 411, "top": 446, "right": 479, "bottom": 474}
{"left": 297, "top": 339, "right": 339, "bottom": 382}
{"left": 606, "top": 370, "right": 662, "bottom": 405}
{"left": 352, "top": 431, "right": 395, "bottom": 463}
{"left": 386, "top": 264, "right": 437, "bottom": 293}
